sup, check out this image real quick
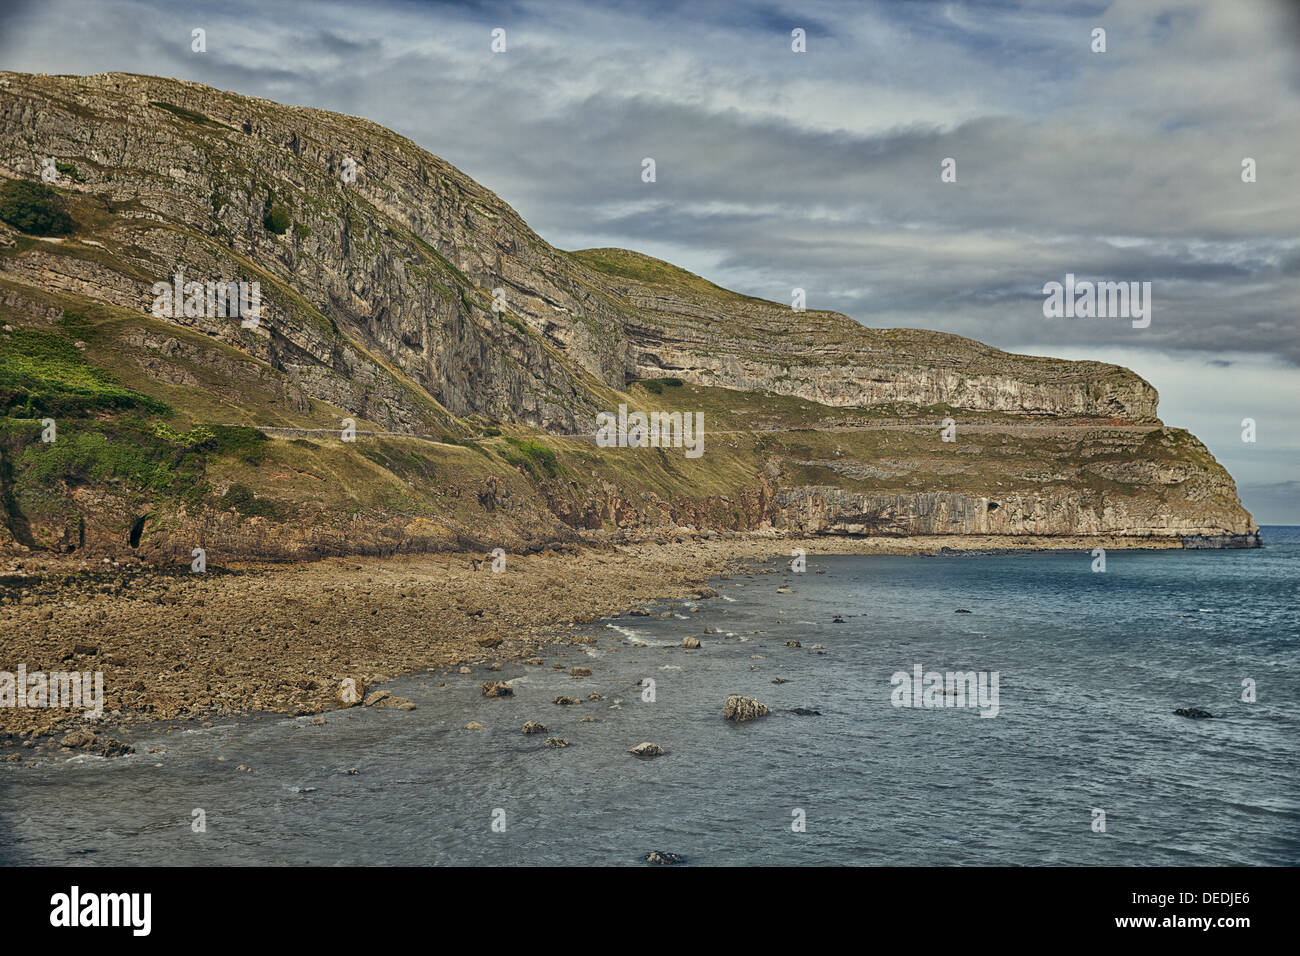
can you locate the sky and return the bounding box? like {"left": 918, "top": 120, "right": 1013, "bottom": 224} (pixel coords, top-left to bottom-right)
{"left": 2, "top": 0, "right": 1297, "bottom": 522}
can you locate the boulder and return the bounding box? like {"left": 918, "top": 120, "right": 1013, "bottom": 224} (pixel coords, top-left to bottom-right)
{"left": 680, "top": 637, "right": 701, "bottom": 649}
{"left": 630, "top": 741, "right": 665, "bottom": 758}
{"left": 59, "top": 728, "right": 97, "bottom": 749}
{"left": 521, "top": 721, "right": 549, "bottom": 735}
{"left": 724, "top": 695, "right": 769, "bottom": 721}
{"left": 481, "top": 681, "right": 513, "bottom": 698}
{"left": 336, "top": 678, "right": 366, "bottom": 707}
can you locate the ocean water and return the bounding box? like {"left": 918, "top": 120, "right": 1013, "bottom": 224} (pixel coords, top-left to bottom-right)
{"left": 1, "top": 528, "right": 1296, "bottom": 866}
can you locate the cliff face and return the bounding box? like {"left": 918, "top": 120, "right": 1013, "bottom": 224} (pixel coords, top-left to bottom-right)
{"left": 0, "top": 71, "right": 1257, "bottom": 560}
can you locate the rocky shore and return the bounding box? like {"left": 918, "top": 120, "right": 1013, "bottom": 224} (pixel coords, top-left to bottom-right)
{"left": 0, "top": 531, "right": 1187, "bottom": 754}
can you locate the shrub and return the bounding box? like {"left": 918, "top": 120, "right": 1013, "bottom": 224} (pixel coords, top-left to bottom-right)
{"left": 263, "top": 203, "right": 291, "bottom": 235}
{"left": 0, "top": 180, "right": 74, "bottom": 236}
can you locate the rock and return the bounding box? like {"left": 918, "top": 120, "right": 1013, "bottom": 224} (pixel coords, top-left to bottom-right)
{"left": 724, "top": 695, "right": 769, "bottom": 721}
{"left": 481, "top": 681, "right": 513, "bottom": 698}
{"left": 580, "top": 716, "right": 596, "bottom": 723}
{"left": 60, "top": 729, "right": 97, "bottom": 749}
{"left": 680, "top": 637, "right": 701, "bottom": 649}
{"left": 811, "top": 644, "right": 824, "bottom": 649}
{"left": 785, "top": 640, "right": 802, "bottom": 648}
{"left": 629, "top": 608, "right": 651, "bottom": 617}
{"left": 630, "top": 741, "right": 665, "bottom": 757}
{"left": 72, "top": 643, "right": 99, "bottom": 656}
{"left": 521, "top": 721, "right": 549, "bottom": 734}
{"left": 475, "top": 634, "right": 503, "bottom": 648}
{"left": 363, "top": 690, "right": 392, "bottom": 707}
{"left": 955, "top": 608, "right": 972, "bottom": 614}
{"left": 60, "top": 729, "right": 134, "bottom": 757}
{"left": 464, "top": 721, "right": 485, "bottom": 731}
{"left": 553, "top": 695, "right": 579, "bottom": 706}
{"left": 771, "top": 677, "right": 787, "bottom": 684}
{"left": 458, "top": 666, "right": 472, "bottom": 674}
{"left": 776, "top": 587, "right": 792, "bottom": 594}
{"left": 587, "top": 692, "right": 602, "bottom": 701}
{"left": 831, "top": 616, "right": 845, "bottom": 623}
{"left": 569, "top": 666, "right": 592, "bottom": 678}
{"left": 544, "top": 737, "right": 568, "bottom": 748}
{"left": 645, "top": 850, "right": 683, "bottom": 865}
{"left": 373, "top": 695, "right": 415, "bottom": 710}
{"left": 1173, "top": 707, "right": 1215, "bottom": 719}
{"left": 100, "top": 739, "right": 135, "bottom": 757}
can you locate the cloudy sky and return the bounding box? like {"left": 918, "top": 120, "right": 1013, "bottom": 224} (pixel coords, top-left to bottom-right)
{"left": 3, "top": 0, "right": 1297, "bottom": 522}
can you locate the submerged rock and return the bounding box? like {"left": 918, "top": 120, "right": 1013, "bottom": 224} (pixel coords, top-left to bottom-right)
{"left": 645, "top": 850, "right": 683, "bottom": 865}
{"left": 1173, "top": 707, "right": 1215, "bottom": 719}
{"left": 724, "top": 695, "right": 769, "bottom": 721}
{"left": 59, "top": 730, "right": 135, "bottom": 757}
{"left": 789, "top": 707, "right": 822, "bottom": 716}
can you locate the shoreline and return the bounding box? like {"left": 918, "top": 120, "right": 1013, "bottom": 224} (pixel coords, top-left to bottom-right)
{"left": 0, "top": 532, "right": 1241, "bottom": 753}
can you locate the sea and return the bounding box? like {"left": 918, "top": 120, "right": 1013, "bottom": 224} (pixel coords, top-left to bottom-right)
{"left": 1, "top": 527, "right": 1296, "bottom": 866}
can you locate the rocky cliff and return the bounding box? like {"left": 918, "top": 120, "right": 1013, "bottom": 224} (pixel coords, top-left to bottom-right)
{"left": 0, "top": 72, "right": 1257, "bottom": 561}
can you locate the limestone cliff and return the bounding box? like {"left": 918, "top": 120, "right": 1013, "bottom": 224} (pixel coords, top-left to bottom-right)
{"left": 0, "top": 72, "right": 1257, "bottom": 560}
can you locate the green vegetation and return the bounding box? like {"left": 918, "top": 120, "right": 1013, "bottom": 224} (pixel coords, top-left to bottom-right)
{"left": 635, "top": 377, "right": 685, "bottom": 395}
{"left": 0, "top": 327, "right": 167, "bottom": 416}
{"left": 0, "top": 417, "right": 208, "bottom": 505}
{"left": 569, "top": 247, "right": 770, "bottom": 307}
{"left": 219, "top": 482, "right": 287, "bottom": 519}
{"left": 0, "top": 180, "right": 75, "bottom": 236}
{"left": 263, "top": 203, "right": 291, "bottom": 235}
{"left": 149, "top": 101, "right": 227, "bottom": 128}
{"left": 54, "top": 161, "right": 84, "bottom": 183}
{"left": 501, "top": 436, "right": 560, "bottom": 480}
